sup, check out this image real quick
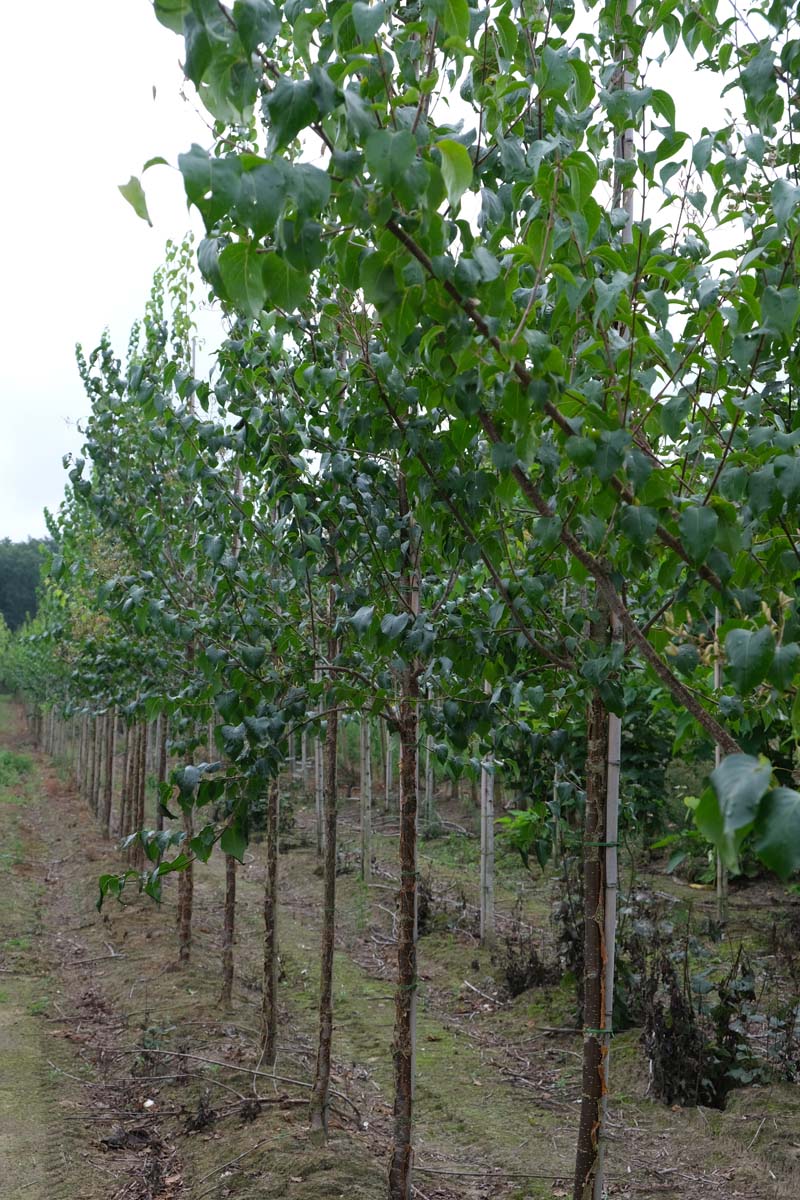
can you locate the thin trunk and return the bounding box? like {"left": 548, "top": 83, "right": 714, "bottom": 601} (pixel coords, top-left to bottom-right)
{"left": 261, "top": 779, "right": 280, "bottom": 1063}
{"left": 573, "top": 618, "right": 611, "bottom": 1200}
{"left": 102, "top": 707, "right": 116, "bottom": 839}
{"left": 714, "top": 608, "right": 727, "bottom": 922}
{"left": 309, "top": 671, "right": 338, "bottom": 1138}
{"left": 138, "top": 719, "right": 148, "bottom": 830}
{"left": 595, "top": 617, "right": 622, "bottom": 1200}
{"left": 88, "top": 716, "right": 97, "bottom": 815}
{"left": 314, "top": 666, "right": 324, "bottom": 856}
{"left": 220, "top": 853, "right": 236, "bottom": 1009}
{"left": 156, "top": 712, "right": 168, "bottom": 833}
{"left": 119, "top": 723, "right": 131, "bottom": 840}
{"left": 178, "top": 800, "right": 194, "bottom": 963}
{"left": 385, "top": 722, "right": 393, "bottom": 812}
{"left": 480, "top": 746, "right": 495, "bottom": 948}
{"left": 388, "top": 681, "right": 419, "bottom": 1199}
{"left": 360, "top": 717, "right": 372, "bottom": 882}
{"left": 389, "top": 471, "right": 420, "bottom": 1200}
{"left": 424, "top": 726, "right": 434, "bottom": 831}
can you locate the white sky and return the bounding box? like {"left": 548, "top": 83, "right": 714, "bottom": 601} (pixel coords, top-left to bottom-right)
{"left": 0, "top": 2, "right": 732, "bottom": 544}
{"left": 0, "top": 0, "right": 211, "bottom": 541}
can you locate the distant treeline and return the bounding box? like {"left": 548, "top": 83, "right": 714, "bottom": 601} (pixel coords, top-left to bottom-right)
{"left": 0, "top": 539, "right": 51, "bottom": 631}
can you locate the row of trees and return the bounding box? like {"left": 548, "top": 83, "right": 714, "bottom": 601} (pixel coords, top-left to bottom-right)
{"left": 4, "top": 1, "right": 800, "bottom": 1197}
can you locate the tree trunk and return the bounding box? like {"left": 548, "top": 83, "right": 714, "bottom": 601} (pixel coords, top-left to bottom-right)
{"left": 261, "top": 779, "right": 280, "bottom": 1063}
{"left": 388, "top": 682, "right": 419, "bottom": 1199}
{"left": 101, "top": 707, "right": 116, "bottom": 839}
{"left": 309, "top": 668, "right": 338, "bottom": 1138}
{"left": 178, "top": 796, "right": 194, "bottom": 964}
{"left": 88, "top": 716, "right": 97, "bottom": 815}
{"left": 360, "top": 717, "right": 372, "bottom": 882}
{"left": 573, "top": 629, "right": 610, "bottom": 1200}
{"left": 156, "top": 712, "right": 168, "bottom": 833}
{"left": 389, "top": 469, "right": 420, "bottom": 1200}
{"left": 220, "top": 852, "right": 236, "bottom": 1009}
{"left": 384, "top": 721, "right": 393, "bottom": 812}
{"left": 480, "top": 745, "right": 495, "bottom": 948}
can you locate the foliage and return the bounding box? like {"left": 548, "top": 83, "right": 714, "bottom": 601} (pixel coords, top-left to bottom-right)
{"left": 0, "top": 539, "right": 50, "bottom": 632}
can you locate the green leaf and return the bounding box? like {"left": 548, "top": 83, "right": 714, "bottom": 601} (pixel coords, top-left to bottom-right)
{"left": 436, "top": 139, "right": 473, "bottom": 208}
{"left": 262, "top": 252, "right": 308, "bottom": 311}
{"left": 678, "top": 506, "right": 718, "bottom": 562}
{"left": 724, "top": 627, "right": 775, "bottom": 694}
{"left": 753, "top": 788, "right": 800, "bottom": 879}
{"left": 218, "top": 242, "right": 267, "bottom": 318}
{"left": 233, "top": 0, "right": 279, "bottom": 52}
{"left": 565, "top": 436, "right": 596, "bottom": 466}
{"left": 491, "top": 441, "right": 518, "bottom": 471}
{"left": 620, "top": 504, "right": 658, "bottom": 547}
{"left": 352, "top": 1, "right": 386, "bottom": 43}
{"left": 430, "top": 0, "right": 469, "bottom": 40}
{"left": 710, "top": 753, "right": 772, "bottom": 836}
{"left": 153, "top": 0, "right": 190, "bottom": 33}
{"left": 761, "top": 286, "right": 800, "bottom": 339}
{"left": 241, "top": 644, "right": 267, "bottom": 669}
{"left": 772, "top": 179, "right": 800, "bottom": 226}
{"left": 221, "top": 818, "right": 248, "bottom": 863}
{"left": 350, "top": 604, "right": 375, "bottom": 635}
{"left": 263, "top": 77, "right": 317, "bottom": 151}
{"left": 235, "top": 160, "right": 289, "bottom": 237}
{"left": 381, "top": 612, "right": 410, "bottom": 640}
{"left": 118, "top": 176, "right": 152, "bottom": 226}
{"left": 767, "top": 643, "right": 800, "bottom": 691}
{"left": 365, "top": 129, "right": 416, "bottom": 188}
{"left": 202, "top": 534, "right": 225, "bottom": 563}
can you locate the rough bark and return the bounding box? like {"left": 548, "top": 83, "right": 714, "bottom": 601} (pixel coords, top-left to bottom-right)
{"left": 573, "top": 658, "right": 610, "bottom": 1200}
{"left": 119, "top": 723, "right": 131, "bottom": 840}
{"left": 101, "top": 707, "right": 116, "bottom": 839}
{"left": 261, "top": 779, "right": 280, "bottom": 1063}
{"left": 309, "top": 688, "right": 338, "bottom": 1138}
{"left": 88, "top": 716, "right": 97, "bottom": 815}
{"left": 389, "top": 468, "right": 420, "bottom": 1200}
{"left": 220, "top": 852, "right": 236, "bottom": 1009}
{"left": 156, "top": 712, "right": 168, "bottom": 833}
{"left": 480, "top": 747, "right": 495, "bottom": 948}
{"left": 360, "top": 718, "right": 372, "bottom": 882}
{"left": 388, "top": 679, "right": 419, "bottom": 1200}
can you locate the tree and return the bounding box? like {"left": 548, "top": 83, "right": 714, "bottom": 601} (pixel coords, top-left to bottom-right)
{"left": 0, "top": 539, "right": 50, "bottom": 631}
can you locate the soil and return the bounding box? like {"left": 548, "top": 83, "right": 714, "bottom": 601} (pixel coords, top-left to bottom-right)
{"left": 0, "top": 695, "right": 796, "bottom": 1200}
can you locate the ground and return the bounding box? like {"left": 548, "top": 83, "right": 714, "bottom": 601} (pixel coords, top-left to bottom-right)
{"left": 0, "top": 695, "right": 797, "bottom": 1200}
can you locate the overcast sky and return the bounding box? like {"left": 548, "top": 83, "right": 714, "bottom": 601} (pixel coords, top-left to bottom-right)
{"left": 0, "top": 1, "right": 212, "bottom": 541}
{"left": 0, "top": 3, "right": 732, "bottom": 544}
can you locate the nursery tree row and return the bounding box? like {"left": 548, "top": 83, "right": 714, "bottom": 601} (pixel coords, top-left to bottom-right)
{"left": 4, "top": 1, "right": 800, "bottom": 1197}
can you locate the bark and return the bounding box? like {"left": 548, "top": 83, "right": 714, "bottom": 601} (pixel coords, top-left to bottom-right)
{"left": 178, "top": 798, "right": 194, "bottom": 964}
{"left": 261, "top": 779, "right": 280, "bottom": 1064}
{"left": 360, "top": 718, "right": 372, "bottom": 882}
{"left": 138, "top": 719, "right": 148, "bottom": 831}
{"left": 389, "top": 469, "right": 420, "bottom": 1200}
{"left": 384, "top": 722, "right": 393, "bottom": 812}
{"left": 101, "top": 707, "right": 116, "bottom": 839}
{"left": 88, "top": 716, "right": 97, "bottom": 815}
{"left": 309, "top": 687, "right": 338, "bottom": 1138}
{"left": 479, "top": 746, "right": 495, "bottom": 948}
{"left": 119, "top": 723, "right": 131, "bottom": 840}
{"left": 388, "top": 679, "right": 419, "bottom": 1200}
{"left": 156, "top": 712, "right": 168, "bottom": 833}
{"left": 573, "top": 638, "right": 610, "bottom": 1200}
{"left": 220, "top": 853, "right": 237, "bottom": 1009}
